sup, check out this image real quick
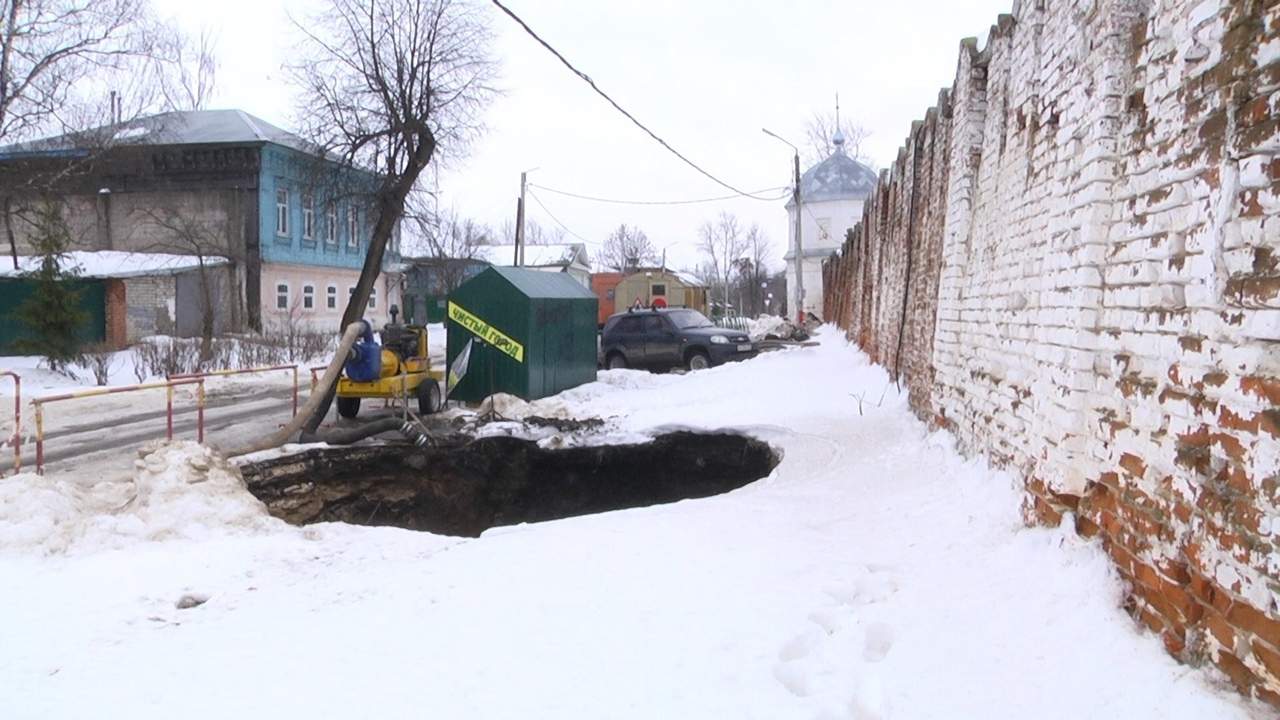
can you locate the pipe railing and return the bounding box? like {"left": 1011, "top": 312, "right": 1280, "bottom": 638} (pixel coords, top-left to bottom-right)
{"left": 33, "top": 377, "right": 205, "bottom": 475}
{"left": 1, "top": 371, "right": 19, "bottom": 476}
{"left": 170, "top": 364, "right": 300, "bottom": 417}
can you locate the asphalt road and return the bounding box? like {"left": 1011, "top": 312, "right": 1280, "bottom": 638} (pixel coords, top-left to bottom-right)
{"left": 13, "top": 385, "right": 304, "bottom": 475}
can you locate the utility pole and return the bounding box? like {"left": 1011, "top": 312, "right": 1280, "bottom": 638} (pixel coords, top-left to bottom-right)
{"left": 792, "top": 151, "right": 804, "bottom": 324}
{"left": 514, "top": 172, "right": 526, "bottom": 267}
{"left": 763, "top": 129, "right": 805, "bottom": 324}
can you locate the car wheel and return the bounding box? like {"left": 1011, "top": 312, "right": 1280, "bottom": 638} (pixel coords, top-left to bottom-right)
{"left": 686, "top": 350, "right": 710, "bottom": 371}
{"left": 606, "top": 352, "right": 628, "bottom": 370}
{"left": 418, "top": 379, "right": 442, "bottom": 415}
{"left": 336, "top": 396, "right": 361, "bottom": 418}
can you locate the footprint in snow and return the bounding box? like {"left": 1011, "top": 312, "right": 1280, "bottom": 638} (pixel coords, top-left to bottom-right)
{"left": 862, "top": 622, "right": 894, "bottom": 663}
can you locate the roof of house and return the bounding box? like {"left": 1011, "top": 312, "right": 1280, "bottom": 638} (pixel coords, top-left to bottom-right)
{"left": 0, "top": 109, "right": 313, "bottom": 157}
{"left": 0, "top": 251, "right": 230, "bottom": 279}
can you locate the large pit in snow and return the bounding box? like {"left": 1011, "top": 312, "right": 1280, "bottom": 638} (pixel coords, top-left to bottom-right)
{"left": 240, "top": 432, "right": 778, "bottom": 537}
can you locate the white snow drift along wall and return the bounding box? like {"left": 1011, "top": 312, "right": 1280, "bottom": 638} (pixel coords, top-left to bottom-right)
{"left": 824, "top": 0, "right": 1280, "bottom": 707}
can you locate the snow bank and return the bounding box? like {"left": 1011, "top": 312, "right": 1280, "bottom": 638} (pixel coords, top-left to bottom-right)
{"left": 0, "top": 441, "right": 281, "bottom": 556}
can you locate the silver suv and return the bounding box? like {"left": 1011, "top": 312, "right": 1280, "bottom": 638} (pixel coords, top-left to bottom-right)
{"left": 600, "top": 307, "right": 757, "bottom": 372}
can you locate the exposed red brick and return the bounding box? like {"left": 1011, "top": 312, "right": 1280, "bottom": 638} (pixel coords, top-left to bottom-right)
{"left": 1241, "top": 375, "right": 1280, "bottom": 404}
{"left": 1227, "top": 600, "right": 1280, "bottom": 642}
{"left": 1252, "top": 639, "right": 1280, "bottom": 683}
{"left": 1214, "top": 650, "right": 1263, "bottom": 695}
{"left": 1119, "top": 453, "right": 1147, "bottom": 479}
{"left": 1204, "top": 608, "right": 1239, "bottom": 649}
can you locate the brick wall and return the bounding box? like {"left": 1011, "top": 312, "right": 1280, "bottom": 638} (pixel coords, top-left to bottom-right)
{"left": 824, "top": 0, "right": 1280, "bottom": 706}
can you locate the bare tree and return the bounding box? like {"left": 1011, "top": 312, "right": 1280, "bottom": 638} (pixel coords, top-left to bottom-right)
{"left": 289, "top": 0, "right": 497, "bottom": 334}
{"left": 0, "top": 0, "right": 192, "bottom": 144}
{"left": 803, "top": 109, "right": 873, "bottom": 167}
{"left": 596, "top": 223, "right": 657, "bottom": 272}
{"left": 139, "top": 206, "right": 238, "bottom": 360}
{"left": 696, "top": 211, "right": 748, "bottom": 316}
{"left": 0, "top": 0, "right": 215, "bottom": 269}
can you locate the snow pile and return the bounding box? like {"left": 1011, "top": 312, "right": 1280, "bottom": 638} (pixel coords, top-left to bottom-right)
{"left": 744, "top": 313, "right": 792, "bottom": 340}
{"left": 0, "top": 326, "right": 1265, "bottom": 718}
{"left": 0, "top": 441, "right": 280, "bottom": 555}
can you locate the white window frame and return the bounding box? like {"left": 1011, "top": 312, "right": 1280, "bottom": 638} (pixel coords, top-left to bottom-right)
{"left": 276, "top": 188, "right": 290, "bottom": 236}
{"left": 302, "top": 283, "right": 315, "bottom": 311}
{"left": 302, "top": 192, "right": 315, "bottom": 240}
{"left": 347, "top": 205, "right": 359, "bottom": 250}
{"left": 325, "top": 202, "right": 337, "bottom": 246}
{"left": 275, "top": 282, "right": 289, "bottom": 310}
{"left": 326, "top": 284, "right": 338, "bottom": 310}
{"left": 367, "top": 285, "right": 377, "bottom": 310}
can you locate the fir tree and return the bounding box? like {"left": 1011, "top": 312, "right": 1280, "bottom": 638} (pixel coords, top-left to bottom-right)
{"left": 12, "top": 202, "right": 89, "bottom": 373}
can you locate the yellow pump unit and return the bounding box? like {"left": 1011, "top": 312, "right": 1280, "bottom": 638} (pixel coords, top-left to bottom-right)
{"left": 334, "top": 305, "right": 443, "bottom": 419}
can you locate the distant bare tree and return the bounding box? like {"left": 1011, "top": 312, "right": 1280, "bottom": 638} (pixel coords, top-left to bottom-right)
{"left": 413, "top": 205, "right": 490, "bottom": 294}
{"left": 696, "top": 211, "right": 748, "bottom": 316}
{"left": 803, "top": 109, "right": 873, "bottom": 167}
{"left": 736, "top": 224, "right": 772, "bottom": 315}
{"left": 154, "top": 25, "right": 219, "bottom": 111}
{"left": 498, "top": 218, "right": 564, "bottom": 247}
{"left": 597, "top": 223, "right": 657, "bottom": 272}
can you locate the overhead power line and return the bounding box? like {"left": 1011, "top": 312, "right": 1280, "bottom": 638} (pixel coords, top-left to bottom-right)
{"left": 529, "top": 183, "right": 790, "bottom": 206}
{"left": 525, "top": 189, "right": 598, "bottom": 245}
{"left": 489, "top": 0, "right": 778, "bottom": 202}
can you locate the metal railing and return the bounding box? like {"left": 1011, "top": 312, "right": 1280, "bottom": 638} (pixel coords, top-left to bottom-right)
{"left": 169, "top": 364, "right": 300, "bottom": 417}
{"left": 1, "top": 371, "right": 19, "bottom": 476}
{"left": 33, "top": 377, "right": 206, "bottom": 475}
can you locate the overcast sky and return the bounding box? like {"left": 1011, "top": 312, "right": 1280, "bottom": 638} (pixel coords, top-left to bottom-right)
{"left": 152, "top": 0, "right": 1014, "bottom": 272}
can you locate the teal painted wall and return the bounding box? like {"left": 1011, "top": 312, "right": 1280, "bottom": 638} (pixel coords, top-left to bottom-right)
{"left": 255, "top": 145, "right": 399, "bottom": 272}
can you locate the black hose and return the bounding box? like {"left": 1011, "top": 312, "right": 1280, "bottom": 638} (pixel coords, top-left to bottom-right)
{"left": 299, "top": 417, "right": 428, "bottom": 446}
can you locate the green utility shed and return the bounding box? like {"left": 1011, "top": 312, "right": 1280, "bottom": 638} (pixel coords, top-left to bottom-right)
{"left": 445, "top": 267, "right": 598, "bottom": 403}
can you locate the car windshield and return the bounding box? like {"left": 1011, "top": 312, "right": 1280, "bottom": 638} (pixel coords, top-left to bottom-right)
{"left": 667, "top": 309, "right": 714, "bottom": 329}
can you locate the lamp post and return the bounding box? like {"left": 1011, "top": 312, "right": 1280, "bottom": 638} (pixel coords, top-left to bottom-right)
{"left": 762, "top": 129, "right": 804, "bottom": 325}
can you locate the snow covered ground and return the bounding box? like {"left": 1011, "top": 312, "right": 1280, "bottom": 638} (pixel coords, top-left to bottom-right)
{"left": 0, "top": 326, "right": 1269, "bottom": 718}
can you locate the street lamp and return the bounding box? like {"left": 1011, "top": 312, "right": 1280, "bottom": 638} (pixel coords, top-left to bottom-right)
{"left": 762, "top": 128, "right": 804, "bottom": 325}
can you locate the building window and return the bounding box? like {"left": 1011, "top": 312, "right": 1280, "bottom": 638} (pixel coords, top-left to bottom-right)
{"left": 347, "top": 205, "right": 359, "bottom": 250}
{"left": 651, "top": 283, "right": 666, "bottom": 297}
{"left": 276, "top": 188, "right": 289, "bottom": 236}
{"left": 326, "top": 202, "right": 337, "bottom": 246}
{"left": 303, "top": 284, "right": 315, "bottom": 310}
{"left": 327, "top": 285, "right": 338, "bottom": 310}
{"left": 302, "top": 193, "right": 315, "bottom": 240}
{"left": 605, "top": 289, "right": 615, "bottom": 300}
{"left": 367, "top": 286, "right": 377, "bottom": 310}
{"left": 275, "top": 282, "right": 289, "bottom": 310}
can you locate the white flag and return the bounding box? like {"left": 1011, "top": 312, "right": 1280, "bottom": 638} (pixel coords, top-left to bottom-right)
{"left": 446, "top": 338, "right": 473, "bottom": 397}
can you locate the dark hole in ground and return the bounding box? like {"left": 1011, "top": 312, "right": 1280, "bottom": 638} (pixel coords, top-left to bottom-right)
{"left": 239, "top": 432, "right": 778, "bottom": 537}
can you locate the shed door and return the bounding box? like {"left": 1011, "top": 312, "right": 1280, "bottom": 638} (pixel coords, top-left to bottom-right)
{"left": 176, "top": 270, "right": 225, "bottom": 338}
